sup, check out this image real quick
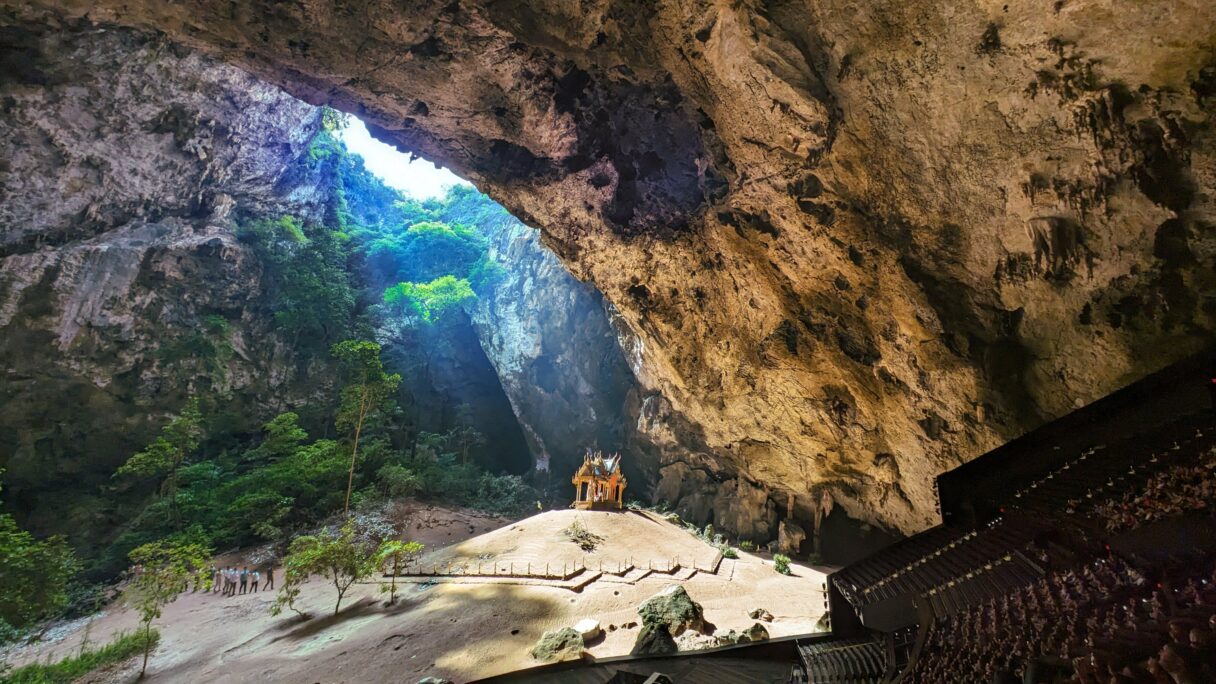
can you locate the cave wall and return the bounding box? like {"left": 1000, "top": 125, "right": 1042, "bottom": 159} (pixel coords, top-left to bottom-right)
{"left": 4, "top": 1, "right": 1215, "bottom": 538}
{"left": 470, "top": 217, "right": 638, "bottom": 479}
{"left": 0, "top": 25, "right": 336, "bottom": 545}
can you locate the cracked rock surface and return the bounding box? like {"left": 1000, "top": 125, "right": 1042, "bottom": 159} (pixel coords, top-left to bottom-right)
{"left": 3, "top": 1, "right": 1215, "bottom": 537}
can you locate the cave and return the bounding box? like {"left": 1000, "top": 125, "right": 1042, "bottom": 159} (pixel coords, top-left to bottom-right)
{"left": 1, "top": 1, "right": 1215, "bottom": 682}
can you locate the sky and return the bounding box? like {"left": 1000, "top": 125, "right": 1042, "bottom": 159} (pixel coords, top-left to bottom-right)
{"left": 338, "top": 118, "right": 471, "bottom": 200}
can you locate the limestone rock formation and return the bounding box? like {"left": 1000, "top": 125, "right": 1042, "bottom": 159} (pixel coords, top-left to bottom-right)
{"left": 4, "top": 1, "right": 1215, "bottom": 540}
{"left": 0, "top": 26, "right": 331, "bottom": 550}
{"left": 529, "top": 627, "right": 584, "bottom": 662}
{"left": 630, "top": 623, "right": 679, "bottom": 656}
{"left": 471, "top": 216, "right": 638, "bottom": 476}
{"left": 637, "top": 584, "right": 706, "bottom": 637}
{"left": 778, "top": 519, "right": 808, "bottom": 556}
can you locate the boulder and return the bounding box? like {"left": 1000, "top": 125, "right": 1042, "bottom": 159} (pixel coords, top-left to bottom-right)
{"left": 777, "top": 519, "right": 806, "bottom": 556}
{"left": 748, "top": 608, "right": 774, "bottom": 622}
{"left": 573, "top": 618, "right": 602, "bottom": 641}
{"left": 631, "top": 623, "right": 678, "bottom": 656}
{"left": 637, "top": 585, "right": 705, "bottom": 636}
{"left": 529, "top": 628, "right": 584, "bottom": 662}
{"left": 418, "top": 679, "right": 454, "bottom": 684}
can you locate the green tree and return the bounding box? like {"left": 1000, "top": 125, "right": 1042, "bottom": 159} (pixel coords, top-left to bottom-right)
{"left": 376, "top": 540, "right": 423, "bottom": 605}
{"left": 239, "top": 216, "right": 356, "bottom": 349}
{"left": 243, "top": 412, "right": 309, "bottom": 466}
{"left": 115, "top": 398, "right": 204, "bottom": 530}
{"left": 122, "top": 537, "right": 212, "bottom": 677}
{"left": 0, "top": 472, "right": 77, "bottom": 639}
{"left": 274, "top": 521, "right": 378, "bottom": 618}
{"left": 382, "top": 275, "right": 476, "bottom": 324}
{"left": 448, "top": 425, "right": 486, "bottom": 466}
{"left": 332, "top": 340, "right": 401, "bottom": 515}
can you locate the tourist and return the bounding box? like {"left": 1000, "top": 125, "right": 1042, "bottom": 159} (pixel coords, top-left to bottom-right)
{"left": 251, "top": 569, "right": 261, "bottom": 592}
{"left": 1158, "top": 643, "right": 1202, "bottom": 684}
{"left": 239, "top": 566, "right": 249, "bottom": 595}
{"left": 212, "top": 566, "right": 222, "bottom": 593}
{"left": 262, "top": 564, "right": 275, "bottom": 591}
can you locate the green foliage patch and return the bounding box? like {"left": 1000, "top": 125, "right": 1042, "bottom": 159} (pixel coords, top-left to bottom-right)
{"left": 0, "top": 629, "right": 159, "bottom": 684}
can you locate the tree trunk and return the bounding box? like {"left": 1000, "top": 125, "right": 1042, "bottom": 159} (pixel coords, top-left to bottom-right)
{"left": 140, "top": 621, "right": 152, "bottom": 678}
{"left": 343, "top": 385, "right": 370, "bottom": 516}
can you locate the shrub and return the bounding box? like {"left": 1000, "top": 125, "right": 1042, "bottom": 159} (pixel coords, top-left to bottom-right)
{"left": 1, "top": 629, "right": 158, "bottom": 684}
{"left": 0, "top": 511, "right": 78, "bottom": 637}
{"left": 562, "top": 520, "right": 604, "bottom": 552}
{"left": 740, "top": 540, "right": 756, "bottom": 552}
{"left": 773, "top": 554, "right": 792, "bottom": 575}
{"left": 720, "top": 547, "right": 739, "bottom": 559}
{"left": 377, "top": 540, "right": 424, "bottom": 605}
{"left": 376, "top": 462, "right": 419, "bottom": 499}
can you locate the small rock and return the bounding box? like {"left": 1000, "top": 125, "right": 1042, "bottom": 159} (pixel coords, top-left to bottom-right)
{"left": 529, "top": 627, "right": 584, "bottom": 662}
{"left": 673, "top": 629, "right": 718, "bottom": 651}
{"left": 742, "top": 622, "right": 770, "bottom": 641}
{"left": 631, "top": 622, "right": 678, "bottom": 655}
{"left": 715, "top": 622, "right": 769, "bottom": 646}
{"left": 573, "top": 618, "right": 601, "bottom": 641}
{"left": 418, "top": 678, "right": 453, "bottom": 684}
{"left": 608, "top": 623, "right": 618, "bottom": 632}
{"left": 748, "top": 608, "right": 774, "bottom": 622}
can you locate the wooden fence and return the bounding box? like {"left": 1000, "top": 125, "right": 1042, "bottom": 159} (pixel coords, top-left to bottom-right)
{"left": 386, "top": 552, "right": 720, "bottom": 581}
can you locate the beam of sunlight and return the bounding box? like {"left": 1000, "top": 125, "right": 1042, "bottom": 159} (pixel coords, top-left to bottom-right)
{"left": 337, "top": 118, "right": 470, "bottom": 200}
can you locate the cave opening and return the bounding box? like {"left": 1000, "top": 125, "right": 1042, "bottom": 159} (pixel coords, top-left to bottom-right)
{"left": 325, "top": 114, "right": 536, "bottom": 477}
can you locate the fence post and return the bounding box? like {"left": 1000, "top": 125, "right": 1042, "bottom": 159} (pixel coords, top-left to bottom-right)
{"left": 546, "top": 562, "right": 549, "bottom": 577}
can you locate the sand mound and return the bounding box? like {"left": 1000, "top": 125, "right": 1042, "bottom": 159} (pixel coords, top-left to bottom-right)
{"left": 422, "top": 509, "right": 720, "bottom": 573}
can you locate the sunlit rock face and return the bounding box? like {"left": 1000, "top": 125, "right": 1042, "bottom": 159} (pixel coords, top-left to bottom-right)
{"left": 6, "top": 1, "right": 1216, "bottom": 536}
{"left": 471, "top": 218, "right": 638, "bottom": 478}
{"left": 0, "top": 25, "right": 332, "bottom": 546}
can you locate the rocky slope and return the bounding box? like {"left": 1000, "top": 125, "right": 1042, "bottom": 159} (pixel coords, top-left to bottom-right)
{"left": 4, "top": 1, "right": 1215, "bottom": 539}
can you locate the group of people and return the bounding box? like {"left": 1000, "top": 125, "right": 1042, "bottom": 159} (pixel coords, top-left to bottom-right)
{"left": 213, "top": 565, "right": 273, "bottom": 596}
{"left": 1088, "top": 447, "right": 1216, "bottom": 534}
{"left": 906, "top": 551, "right": 1216, "bottom": 684}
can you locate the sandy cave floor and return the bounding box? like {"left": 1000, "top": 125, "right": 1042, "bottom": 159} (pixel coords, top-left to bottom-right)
{"left": 5, "top": 505, "right": 830, "bottom": 683}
